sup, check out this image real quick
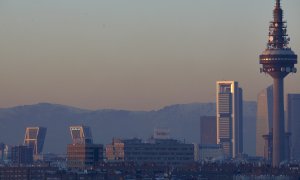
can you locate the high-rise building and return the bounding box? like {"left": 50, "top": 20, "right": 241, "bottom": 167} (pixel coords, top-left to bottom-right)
{"left": 216, "top": 81, "right": 243, "bottom": 158}
{"left": 256, "top": 86, "right": 291, "bottom": 162}
{"left": 67, "top": 125, "right": 103, "bottom": 169}
{"left": 200, "top": 116, "right": 216, "bottom": 145}
{"left": 70, "top": 125, "right": 93, "bottom": 144}
{"left": 256, "top": 85, "right": 273, "bottom": 158}
{"left": 24, "top": 127, "right": 47, "bottom": 155}
{"left": 259, "top": 0, "right": 297, "bottom": 166}
{"left": 287, "top": 94, "right": 300, "bottom": 160}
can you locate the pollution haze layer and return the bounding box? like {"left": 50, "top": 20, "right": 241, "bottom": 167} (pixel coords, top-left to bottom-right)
{"left": 0, "top": 0, "right": 299, "bottom": 111}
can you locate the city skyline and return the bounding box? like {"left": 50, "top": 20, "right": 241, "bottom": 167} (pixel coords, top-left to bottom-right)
{"left": 0, "top": 0, "right": 299, "bottom": 111}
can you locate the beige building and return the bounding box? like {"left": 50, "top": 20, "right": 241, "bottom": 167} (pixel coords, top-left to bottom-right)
{"left": 216, "top": 81, "right": 243, "bottom": 158}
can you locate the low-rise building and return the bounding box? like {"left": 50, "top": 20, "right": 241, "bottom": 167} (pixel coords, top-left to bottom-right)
{"left": 106, "top": 138, "right": 194, "bottom": 167}
{"left": 11, "top": 145, "right": 33, "bottom": 165}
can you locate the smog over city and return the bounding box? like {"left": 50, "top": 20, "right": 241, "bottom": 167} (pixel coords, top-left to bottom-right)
{"left": 0, "top": 0, "right": 299, "bottom": 178}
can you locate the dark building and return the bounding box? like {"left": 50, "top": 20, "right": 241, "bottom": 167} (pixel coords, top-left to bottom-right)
{"left": 200, "top": 116, "right": 217, "bottom": 145}
{"left": 0, "top": 166, "right": 58, "bottom": 180}
{"left": 259, "top": 0, "right": 297, "bottom": 166}
{"left": 287, "top": 94, "right": 300, "bottom": 161}
{"left": 0, "top": 143, "right": 5, "bottom": 161}
{"left": 106, "top": 138, "right": 194, "bottom": 167}
{"left": 262, "top": 132, "right": 290, "bottom": 162}
{"left": 11, "top": 145, "right": 33, "bottom": 165}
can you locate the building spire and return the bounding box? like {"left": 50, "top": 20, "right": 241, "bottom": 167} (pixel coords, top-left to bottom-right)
{"left": 267, "top": 0, "right": 287, "bottom": 49}
{"left": 276, "top": 0, "right": 281, "bottom": 8}
{"left": 274, "top": 0, "right": 283, "bottom": 22}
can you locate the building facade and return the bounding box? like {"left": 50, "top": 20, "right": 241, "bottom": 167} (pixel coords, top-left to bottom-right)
{"left": 200, "top": 116, "right": 217, "bottom": 145}
{"left": 24, "top": 127, "right": 47, "bottom": 156}
{"left": 11, "top": 145, "right": 33, "bottom": 165}
{"left": 216, "top": 81, "right": 243, "bottom": 158}
{"left": 287, "top": 94, "right": 300, "bottom": 160}
{"left": 70, "top": 125, "right": 93, "bottom": 144}
{"left": 106, "top": 138, "right": 194, "bottom": 167}
{"left": 106, "top": 138, "right": 125, "bottom": 161}
{"left": 256, "top": 85, "right": 273, "bottom": 158}
{"left": 67, "top": 143, "right": 104, "bottom": 169}
{"left": 67, "top": 125, "right": 103, "bottom": 169}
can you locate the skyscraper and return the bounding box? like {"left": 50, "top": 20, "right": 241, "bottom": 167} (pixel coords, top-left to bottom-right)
{"left": 67, "top": 125, "right": 103, "bottom": 169}
{"left": 24, "top": 127, "right": 47, "bottom": 155}
{"left": 69, "top": 125, "right": 93, "bottom": 144}
{"left": 259, "top": 0, "right": 297, "bottom": 166}
{"left": 216, "top": 81, "right": 243, "bottom": 158}
{"left": 287, "top": 94, "right": 300, "bottom": 160}
{"left": 256, "top": 85, "right": 273, "bottom": 158}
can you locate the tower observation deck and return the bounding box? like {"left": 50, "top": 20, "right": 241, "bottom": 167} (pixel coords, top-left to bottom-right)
{"left": 259, "top": 0, "right": 297, "bottom": 167}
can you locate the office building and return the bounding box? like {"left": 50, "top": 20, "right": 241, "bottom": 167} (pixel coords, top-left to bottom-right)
{"left": 106, "top": 138, "right": 124, "bottom": 161}
{"left": 24, "top": 127, "right": 47, "bottom": 156}
{"left": 67, "top": 143, "right": 104, "bottom": 169}
{"left": 200, "top": 116, "right": 216, "bottom": 145}
{"left": 67, "top": 125, "right": 103, "bottom": 169}
{"left": 256, "top": 86, "right": 291, "bottom": 162}
{"left": 11, "top": 145, "right": 33, "bottom": 165}
{"left": 256, "top": 85, "right": 273, "bottom": 158}
{"left": 216, "top": 81, "right": 243, "bottom": 158}
{"left": 106, "top": 138, "right": 194, "bottom": 167}
{"left": 287, "top": 94, "right": 300, "bottom": 160}
{"left": 259, "top": 0, "right": 297, "bottom": 166}
{"left": 70, "top": 125, "right": 93, "bottom": 144}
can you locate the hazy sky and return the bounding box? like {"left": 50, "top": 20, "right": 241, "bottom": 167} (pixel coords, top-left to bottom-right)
{"left": 0, "top": 0, "right": 299, "bottom": 110}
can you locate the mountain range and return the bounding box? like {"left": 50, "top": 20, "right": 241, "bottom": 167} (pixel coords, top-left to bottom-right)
{"left": 0, "top": 102, "right": 257, "bottom": 155}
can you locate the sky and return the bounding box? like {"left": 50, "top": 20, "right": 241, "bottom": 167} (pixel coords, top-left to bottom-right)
{"left": 0, "top": 0, "right": 299, "bottom": 111}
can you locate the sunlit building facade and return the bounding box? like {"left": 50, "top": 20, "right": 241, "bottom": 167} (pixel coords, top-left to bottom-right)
{"left": 70, "top": 125, "right": 93, "bottom": 144}
{"left": 24, "top": 127, "right": 47, "bottom": 155}
{"left": 216, "top": 81, "right": 243, "bottom": 158}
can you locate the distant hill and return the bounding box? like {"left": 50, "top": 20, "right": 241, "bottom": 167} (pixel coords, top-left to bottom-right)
{"left": 0, "top": 102, "right": 257, "bottom": 155}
